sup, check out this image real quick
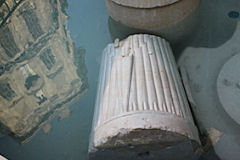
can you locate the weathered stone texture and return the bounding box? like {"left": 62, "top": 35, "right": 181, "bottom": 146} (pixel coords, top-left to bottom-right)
{"left": 89, "top": 35, "right": 200, "bottom": 159}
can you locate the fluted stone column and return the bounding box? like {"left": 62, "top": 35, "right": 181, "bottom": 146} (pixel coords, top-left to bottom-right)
{"left": 89, "top": 34, "right": 200, "bottom": 160}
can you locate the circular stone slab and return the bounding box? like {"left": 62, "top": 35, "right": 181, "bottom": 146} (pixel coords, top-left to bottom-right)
{"left": 217, "top": 53, "right": 240, "bottom": 125}
{"left": 112, "top": 0, "right": 180, "bottom": 8}
{"left": 106, "top": 0, "right": 200, "bottom": 29}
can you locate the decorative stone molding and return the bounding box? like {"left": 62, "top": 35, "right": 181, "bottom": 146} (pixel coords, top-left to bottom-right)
{"left": 89, "top": 34, "right": 200, "bottom": 159}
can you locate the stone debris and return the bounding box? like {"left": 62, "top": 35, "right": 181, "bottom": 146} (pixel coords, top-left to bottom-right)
{"left": 206, "top": 128, "right": 222, "bottom": 147}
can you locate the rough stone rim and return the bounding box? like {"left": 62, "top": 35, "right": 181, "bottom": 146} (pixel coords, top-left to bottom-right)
{"left": 111, "top": 0, "right": 180, "bottom": 8}
{"left": 94, "top": 112, "right": 200, "bottom": 148}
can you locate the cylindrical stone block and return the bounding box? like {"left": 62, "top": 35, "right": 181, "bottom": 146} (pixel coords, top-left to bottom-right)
{"left": 106, "top": 0, "right": 200, "bottom": 29}
{"left": 89, "top": 34, "right": 200, "bottom": 160}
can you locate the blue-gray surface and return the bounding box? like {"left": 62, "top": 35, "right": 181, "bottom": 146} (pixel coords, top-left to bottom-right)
{"left": 0, "top": 0, "right": 111, "bottom": 160}
{"left": 0, "top": 0, "right": 240, "bottom": 160}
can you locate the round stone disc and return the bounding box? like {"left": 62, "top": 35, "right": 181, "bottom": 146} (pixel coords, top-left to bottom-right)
{"left": 217, "top": 53, "right": 240, "bottom": 125}
{"left": 112, "top": 0, "right": 180, "bottom": 8}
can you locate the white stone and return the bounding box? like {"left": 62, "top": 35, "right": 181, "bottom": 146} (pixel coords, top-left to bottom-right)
{"left": 0, "top": 155, "right": 7, "bottom": 160}
{"left": 90, "top": 34, "right": 200, "bottom": 153}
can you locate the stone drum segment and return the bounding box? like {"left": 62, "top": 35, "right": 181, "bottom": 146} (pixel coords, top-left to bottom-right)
{"left": 89, "top": 34, "right": 200, "bottom": 160}
{"left": 106, "top": 0, "right": 200, "bottom": 29}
